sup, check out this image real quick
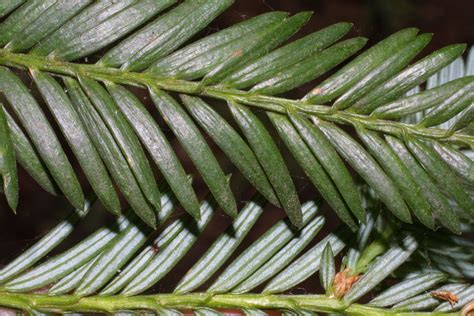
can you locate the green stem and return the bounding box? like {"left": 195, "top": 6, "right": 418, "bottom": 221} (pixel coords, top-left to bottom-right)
{"left": 354, "top": 219, "right": 399, "bottom": 274}
{"left": 0, "top": 49, "right": 472, "bottom": 148}
{"left": 0, "top": 292, "right": 460, "bottom": 315}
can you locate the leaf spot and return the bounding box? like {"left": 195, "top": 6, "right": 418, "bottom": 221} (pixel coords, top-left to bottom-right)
{"left": 151, "top": 244, "right": 160, "bottom": 253}
{"left": 311, "top": 87, "right": 324, "bottom": 95}
{"left": 230, "top": 48, "right": 243, "bottom": 58}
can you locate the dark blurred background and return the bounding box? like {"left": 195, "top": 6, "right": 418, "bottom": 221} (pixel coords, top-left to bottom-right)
{"left": 1, "top": 0, "right": 474, "bottom": 312}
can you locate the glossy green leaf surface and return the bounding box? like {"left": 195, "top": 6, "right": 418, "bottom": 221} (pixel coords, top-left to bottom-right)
{"left": 357, "top": 128, "right": 434, "bottom": 229}
{"left": 181, "top": 95, "right": 278, "bottom": 206}
{"left": 0, "top": 0, "right": 56, "bottom": 45}
{"left": 202, "top": 12, "right": 312, "bottom": 85}
{"left": 37, "top": 0, "right": 174, "bottom": 61}
{"left": 269, "top": 112, "right": 357, "bottom": 230}
{"left": 290, "top": 112, "right": 364, "bottom": 223}
{"left": 251, "top": 37, "right": 367, "bottom": 95}
{"left": 385, "top": 136, "right": 461, "bottom": 233}
{"left": 100, "top": 0, "right": 231, "bottom": 71}
{"left": 151, "top": 11, "right": 288, "bottom": 79}
{"left": 430, "top": 142, "right": 474, "bottom": 184}
{"left": 372, "top": 77, "right": 474, "bottom": 119}
{"left": 107, "top": 83, "right": 201, "bottom": 219}
{"left": 419, "top": 81, "right": 474, "bottom": 127}
{"left": 0, "top": 67, "right": 84, "bottom": 210}
{"left": 2, "top": 107, "right": 57, "bottom": 195}
{"left": 150, "top": 88, "right": 237, "bottom": 217}
{"left": 316, "top": 120, "right": 411, "bottom": 223}
{"left": 406, "top": 138, "right": 474, "bottom": 217}
{"left": 0, "top": 104, "right": 17, "bottom": 211}
{"left": 4, "top": 0, "right": 91, "bottom": 52}
{"left": 334, "top": 33, "right": 431, "bottom": 110}
{"left": 224, "top": 22, "right": 352, "bottom": 89}
{"left": 304, "top": 28, "right": 419, "bottom": 103}
{"left": 65, "top": 78, "right": 157, "bottom": 228}
{"left": 32, "top": 71, "right": 121, "bottom": 214}
{"left": 79, "top": 77, "right": 161, "bottom": 211}
{"left": 352, "top": 44, "right": 466, "bottom": 113}
{"left": 229, "top": 102, "right": 302, "bottom": 227}
{"left": 0, "top": 0, "right": 24, "bottom": 18}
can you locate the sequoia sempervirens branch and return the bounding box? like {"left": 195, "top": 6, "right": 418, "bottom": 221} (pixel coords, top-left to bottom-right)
{"left": 0, "top": 292, "right": 461, "bottom": 316}
{"left": 0, "top": 49, "right": 471, "bottom": 148}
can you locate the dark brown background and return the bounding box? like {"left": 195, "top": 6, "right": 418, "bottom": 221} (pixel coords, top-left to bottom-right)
{"left": 1, "top": 0, "right": 473, "bottom": 314}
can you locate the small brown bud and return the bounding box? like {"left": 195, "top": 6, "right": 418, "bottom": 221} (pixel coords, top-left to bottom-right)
{"left": 431, "top": 290, "right": 459, "bottom": 307}
{"left": 332, "top": 268, "right": 361, "bottom": 299}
